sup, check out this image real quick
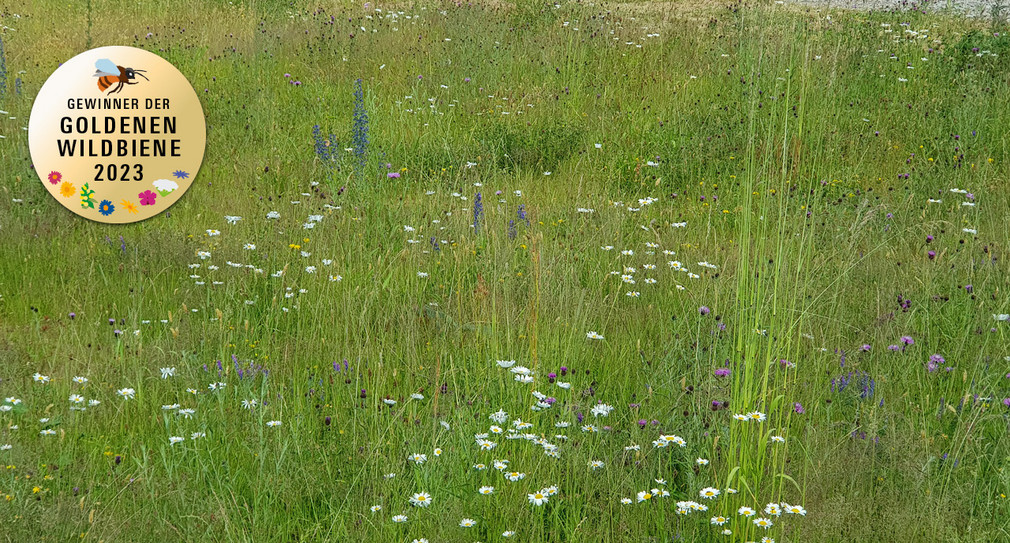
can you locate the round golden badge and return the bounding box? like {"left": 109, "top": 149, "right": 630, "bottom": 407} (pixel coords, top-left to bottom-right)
{"left": 29, "top": 46, "right": 205, "bottom": 223}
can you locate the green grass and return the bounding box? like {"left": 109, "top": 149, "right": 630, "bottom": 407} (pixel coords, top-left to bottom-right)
{"left": 1, "top": 0, "right": 1010, "bottom": 541}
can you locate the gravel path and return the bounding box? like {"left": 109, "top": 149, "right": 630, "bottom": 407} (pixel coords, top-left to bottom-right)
{"left": 786, "top": 0, "right": 1000, "bottom": 17}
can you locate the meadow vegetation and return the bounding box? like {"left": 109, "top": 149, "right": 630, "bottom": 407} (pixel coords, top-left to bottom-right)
{"left": 1, "top": 1, "right": 1009, "bottom": 541}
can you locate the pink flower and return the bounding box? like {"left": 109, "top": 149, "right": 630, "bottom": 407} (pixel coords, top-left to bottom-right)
{"left": 139, "top": 190, "right": 157, "bottom": 206}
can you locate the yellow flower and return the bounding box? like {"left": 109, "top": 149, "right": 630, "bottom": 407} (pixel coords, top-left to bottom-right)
{"left": 59, "top": 182, "right": 75, "bottom": 198}
{"left": 121, "top": 200, "right": 139, "bottom": 214}
{"left": 32, "top": 486, "right": 40, "bottom": 494}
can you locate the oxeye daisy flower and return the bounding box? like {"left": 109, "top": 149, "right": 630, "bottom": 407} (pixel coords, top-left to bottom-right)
{"left": 169, "top": 436, "right": 184, "bottom": 446}
{"left": 370, "top": 505, "right": 381, "bottom": 512}
{"left": 753, "top": 517, "right": 773, "bottom": 529}
{"left": 711, "top": 516, "right": 728, "bottom": 525}
{"left": 528, "top": 491, "right": 548, "bottom": 505}
{"left": 761, "top": 538, "right": 775, "bottom": 543}
{"left": 409, "top": 491, "right": 432, "bottom": 507}
{"left": 502, "top": 531, "right": 516, "bottom": 537}
{"left": 738, "top": 506, "right": 756, "bottom": 517}
{"left": 588, "top": 460, "right": 605, "bottom": 470}
{"left": 637, "top": 490, "right": 652, "bottom": 502}
{"left": 785, "top": 504, "right": 807, "bottom": 515}
{"left": 69, "top": 394, "right": 84, "bottom": 405}
{"left": 771, "top": 435, "right": 785, "bottom": 443}
{"left": 747, "top": 411, "right": 767, "bottom": 422}
{"left": 266, "top": 420, "right": 282, "bottom": 427}
{"left": 117, "top": 388, "right": 135, "bottom": 400}
{"left": 33, "top": 373, "right": 50, "bottom": 384}
{"left": 409, "top": 453, "right": 427, "bottom": 464}
{"left": 505, "top": 471, "right": 525, "bottom": 482}
{"left": 765, "top": 503, "right": 782, "bottom": 516}
{"left": 479, "top": 486, "right": 494, "bottom": 495}
{"left": 590, "top": 403, "right": 614, "bottom": 417}
{"left": 459, "top": 518, "right": 476, "bottom": 528}
{"left": 392, "top": 514, "right": 408, "bottom": 523}
{"left": 699, "top": 487, "right": 720, "bottom": 499}
{"left": 433, "top": 448, "right": 442, "bottom": 456}
{"left": 696, "top": 458, "right": 709, "bottom": 465}
{"left": 669, "top": 435, "right": 685, "bottom": 447}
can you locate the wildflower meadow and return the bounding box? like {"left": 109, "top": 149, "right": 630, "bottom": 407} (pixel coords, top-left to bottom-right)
{"left": 1, "top": 1, "right": 1010, "bottom": 541}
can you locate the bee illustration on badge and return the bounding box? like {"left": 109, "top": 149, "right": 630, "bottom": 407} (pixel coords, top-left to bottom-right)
{"left": 93, "top": 59, "right": 149, "bottom": 94}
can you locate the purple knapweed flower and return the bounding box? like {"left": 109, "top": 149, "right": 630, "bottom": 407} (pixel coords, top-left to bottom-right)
{"left": 714, "top": 368, "right": 731, "bottom": 377}
{"left": 699, "top": 306, "right": 710, "bottom": 316}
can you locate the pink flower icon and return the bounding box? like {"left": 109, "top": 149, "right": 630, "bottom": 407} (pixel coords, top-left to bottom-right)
{"left": 139, "top": 190, "right": 157, "bottom": 206}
